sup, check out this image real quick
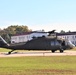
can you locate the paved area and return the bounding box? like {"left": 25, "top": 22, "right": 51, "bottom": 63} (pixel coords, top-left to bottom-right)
{"left": 0, "top": 50, "right": 76, "bottom": 57}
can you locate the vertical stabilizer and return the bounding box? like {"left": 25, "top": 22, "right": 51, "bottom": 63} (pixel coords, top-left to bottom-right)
{"left": 0, "top": 36, "right": 9, "bottom": 47}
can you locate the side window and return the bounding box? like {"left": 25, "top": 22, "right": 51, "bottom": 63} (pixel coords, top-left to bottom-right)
{"left": 51, "top": 41, "right": 55, "bottom": 46}
{"left": 51, "top": 41, "right": 60, "bottom": 46}
{"left": 55, "top": 41, "right": 60, "bottom": 45}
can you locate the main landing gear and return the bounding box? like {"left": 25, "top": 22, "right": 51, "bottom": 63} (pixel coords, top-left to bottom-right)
{"left": 51, "top": 49, "right": 64, "bottom": 53}
{"left": 59, "top": 49, "right": 64, "bottom": 53}
{"left": 51, "top": 50, "right": 55, "bottom": 53}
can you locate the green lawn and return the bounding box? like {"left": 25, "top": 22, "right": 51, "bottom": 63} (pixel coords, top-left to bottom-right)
{"left": 0, "top": 48, "right": 10, "bottom": 52}
{"left": 0, "top": 56, "right": 76, "bottom": 75}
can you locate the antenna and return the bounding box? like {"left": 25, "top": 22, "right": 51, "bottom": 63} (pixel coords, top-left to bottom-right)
{"left": 48, "top": 30, "right": 56, "bottom": 36}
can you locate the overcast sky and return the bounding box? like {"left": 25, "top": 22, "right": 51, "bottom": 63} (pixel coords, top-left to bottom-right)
{"left": 0, "top": 0, "right": 76, "bottom": 32}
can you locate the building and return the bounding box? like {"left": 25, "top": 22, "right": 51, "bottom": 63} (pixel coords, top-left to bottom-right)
{"left": 11, "top": 31, "right": 48, "bottom": 44}
{"left": 11, "top": 31, "right": 76, "bottom": 46}
{"left": 57, "top": 32, "right": 76, "bottom": 46}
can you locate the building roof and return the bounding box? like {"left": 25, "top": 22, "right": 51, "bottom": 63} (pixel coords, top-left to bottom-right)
{"left": 57, "top": 32, "right": 76, "bottom": 36}
{"left": 12, "top": 31, "right": 76, "bottom": 37}
{"left": 12, "top": 31, "right": 47, "bottom": 36}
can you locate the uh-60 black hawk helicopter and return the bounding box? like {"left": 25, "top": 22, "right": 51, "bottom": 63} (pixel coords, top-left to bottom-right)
{"left": 0, "top": 30, "right": 75, "bottom": 54}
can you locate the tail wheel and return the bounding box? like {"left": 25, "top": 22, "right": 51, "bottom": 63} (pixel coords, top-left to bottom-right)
{"left": 8, "top": 52, "right": 11, "bottom": 54}
{"left": 8, "top": 50, "right": 15, "bottom": 54}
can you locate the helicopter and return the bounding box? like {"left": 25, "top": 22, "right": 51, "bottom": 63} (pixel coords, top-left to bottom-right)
{"left": 0, "top": 30, "right": 75, "bottom": 54}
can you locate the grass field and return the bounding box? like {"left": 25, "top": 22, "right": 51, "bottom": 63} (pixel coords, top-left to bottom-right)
{"left": 0, "top": 48, "right": 76, "bottom": 75}
{"left": 0, "top": 48, "right": 11, "bottom": 52}
{"left": 0, "top": 56, "right": 76, "bottom": 75}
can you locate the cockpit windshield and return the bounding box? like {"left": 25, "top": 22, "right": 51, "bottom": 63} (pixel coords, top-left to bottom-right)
{"left": 67, "top": 40, "right": 75, "bottom": 48}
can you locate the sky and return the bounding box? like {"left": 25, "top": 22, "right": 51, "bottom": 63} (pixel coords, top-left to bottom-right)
{"left": 0, "top": 0, "right": 76, "bottom": 32}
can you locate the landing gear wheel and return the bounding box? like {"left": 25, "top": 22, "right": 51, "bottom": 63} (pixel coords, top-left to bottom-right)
{"left": 8, "top": 52, "right": 11, "bottom": 54}
{"left": 8, "top": 52, "right": 11, "bottom": 55}
{"left": 8, "top": 50, "right": 14, "bottom": 54}
{"left": 60, "top": 49, "right": 64, "bottom": 53}
{"left": 51, "top": 50, "right": 55, "bottom": 53}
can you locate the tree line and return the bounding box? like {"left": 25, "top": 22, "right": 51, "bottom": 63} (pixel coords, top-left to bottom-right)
{"left": 0, "top": 25, "right": 32, "bottom": 43}
{"left": 0, "top": 25, "right": 71, "bottom": 43}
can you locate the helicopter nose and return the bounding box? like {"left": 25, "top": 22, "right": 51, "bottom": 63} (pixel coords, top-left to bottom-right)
{"left": 68, "top": 41, "right": 75, "bottom": 49}
{"left": 70, "top": 44, "right": 75, "bottom": 49}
